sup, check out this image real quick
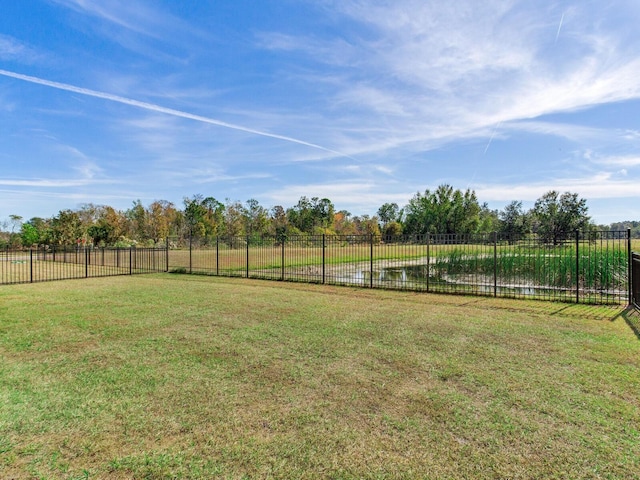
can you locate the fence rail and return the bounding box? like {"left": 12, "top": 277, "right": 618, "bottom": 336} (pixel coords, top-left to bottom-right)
{"left": 168, "top": 230, "right": 632, "bottom": 305}
{"left": 0, "top": 246, "right": 167, "bottom": 285}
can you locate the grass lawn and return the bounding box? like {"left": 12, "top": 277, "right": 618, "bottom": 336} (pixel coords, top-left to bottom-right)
{"left": 0, "top": 274, "right": 639, "bottom": 479}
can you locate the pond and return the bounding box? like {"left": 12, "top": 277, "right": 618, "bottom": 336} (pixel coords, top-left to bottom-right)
{"left": 337, "top": 264, "right": 543, "bottom": 297}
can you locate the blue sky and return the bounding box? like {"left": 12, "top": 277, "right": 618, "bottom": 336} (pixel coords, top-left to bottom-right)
{"left": 1, "top": 0, "right": 639, "bottom": 225}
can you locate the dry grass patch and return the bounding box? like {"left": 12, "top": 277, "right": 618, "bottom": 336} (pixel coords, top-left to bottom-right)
{"left": 1, "top": 275, "right": 639, "bottom": 479}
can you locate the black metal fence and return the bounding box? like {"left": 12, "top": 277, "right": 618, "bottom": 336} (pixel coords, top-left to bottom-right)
{"left": 0, "top": 246, "right": 167, "bottom": 285}
{"left": 632, "top": 252, "right": 640, "bottom": 310}
{"left": 3, "top": 232, "right": 632, "bottom": 306}
{"left": 168, "top": 230, "right": 632, "bottom": 305}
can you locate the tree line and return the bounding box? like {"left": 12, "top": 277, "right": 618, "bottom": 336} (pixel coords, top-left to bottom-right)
{"left": 0, "top": 185, "right": 635, "bottom": 249}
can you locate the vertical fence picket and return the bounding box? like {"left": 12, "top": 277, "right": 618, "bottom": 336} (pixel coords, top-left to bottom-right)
{"left": 246, "top": 236, "right": 250, "bottom": 278}
{"left": 280, "top": 235, "right": 287, "bottom": 281}
{"left": 322, "top": 234, "right": 326, "bottom": 285}
{"left": 632, "top": 253, "right": 639, "bottom": 310}
{"left": 493, "top": 232, "right": 498, "bottom": 297}
{"left": 575, "top": 230, "right": 580, "bottom": 304}
{"left": 628, "top": 229, "right": 633, "bottom": 306}
{"left": 426, "top": 234, "right": 430, "bottom": 293}
{"left": 370, "top": 234, "right": 374, "bottom": 289}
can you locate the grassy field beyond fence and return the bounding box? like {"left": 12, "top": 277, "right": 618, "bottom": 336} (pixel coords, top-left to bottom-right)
{"left": 1, "top": 274, "right": 639, "bottom": 479}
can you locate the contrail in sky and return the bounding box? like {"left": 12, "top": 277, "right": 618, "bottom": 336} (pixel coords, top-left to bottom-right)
{"left": 483, "top": 121, "right": 502, "bottom": 155}
{"left": 0, "top": 69, "right": 354, "bottom": 160}
{"left": 555, "top": 13, "right": 564, "bottom": 43}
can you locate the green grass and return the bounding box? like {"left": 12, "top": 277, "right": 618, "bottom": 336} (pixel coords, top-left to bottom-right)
{"left": 1, "top": 275, "right": 639, "bottom": 479}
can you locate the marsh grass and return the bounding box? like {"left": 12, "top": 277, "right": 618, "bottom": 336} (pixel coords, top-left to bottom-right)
{"left": 433, "top": 247, "right": 628, "bottom": 293}
{"left": 1, "top": 275, "right": 639, "bottom": 479}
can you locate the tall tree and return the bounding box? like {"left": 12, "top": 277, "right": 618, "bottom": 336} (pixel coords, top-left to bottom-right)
{"left": 287, "top": 197, "right": 335, "bottom": 234}
{"left": 403, "top": 185, "right": 481, "bottom": 235}
{"left": 353, "top": 215, "right": 381, "bottom": 236}
{"left": 287, "top": 196, "right": 314, "bottom": 234}
{"left": 147, "top": 200, "right": 177, "bottom": 244}
{"left": 182, "top": 194, "right": 225, "bottom": 237}
{"left": 244, "top": 199, "right": 269, "bottom": 238}
{"left": 478, "top": 203, "right": 500, "bottom": 234}
{"left": 21, "top": 217, "right": 50, "bottom": 246}
{"left": 332, "top": 210, "right": 356, "bottom": 235}
{"left": 49, "top": 210, "right": 83, "bottom": 245}
{"left": 377, "top": 203, "right": 400, "bottom": 227}
{"left": 9, "top": 214, "right": 22, "bottom": 233}
{"left": 311, "top": 197, "right": 335, "bottom": 232}
{"left": 97, "top": 206, "right": 127, "bottom": 244}
{"left": 270, "top": 205, "right": 290, "bottom": 240}
{"left": 201, "top": 197, "right": 225, "bottom": 237}
{"left": 499, "top": 200, "right": 530, "bottom": 240}
{"left": 531, "top": 191, "right": 591, "bottom": 244}
{"left": 126, "top": 200, "right": 148, "bottom": 241}
{"left": 224, "top": 200, "right": 246, "bottom": 239}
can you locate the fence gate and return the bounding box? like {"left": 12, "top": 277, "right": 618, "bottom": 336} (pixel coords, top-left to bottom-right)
{"left": 633, "top": 252, "right": 640, "bottom": 310}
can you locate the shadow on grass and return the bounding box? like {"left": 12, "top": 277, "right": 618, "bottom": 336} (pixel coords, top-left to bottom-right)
{"left": 455, "top": 297, "right": 626, "bottom": 322}
{"left": 619, "top": 306, "right": 640, "bottom": 340}
{"left": 163, "top": 274, "right": 639, "bottom": 332}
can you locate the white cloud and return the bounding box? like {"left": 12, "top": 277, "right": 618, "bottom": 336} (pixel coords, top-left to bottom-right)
{"left": 265, "top": 181, "right": 411, "bottom": 212}
{"left": 0, "top": 35, "right": 41, "bottom": 63}
{"left": 49, "top": 0, "right": 212, "bottom": 63}
{"left": 475, "top": 172, "right": 639, "bottom": 202}
{"left": 261, "top": 1, "right": 640, "bottom": 157}
{"left": 587, "top": 154, "right": 640, "bottom": 168}
{"left": 0, "top": 178, "right": 106, "bottom": 188}
{"left": 50, "top": 0, "right": 203, "bottom": 42}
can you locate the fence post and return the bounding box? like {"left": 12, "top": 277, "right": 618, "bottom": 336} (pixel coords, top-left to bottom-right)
{"left": 628, "top": 228, "right": 633, "bottom": 306}
{"left": 281, "top": 236, "right": 285, "bottom": 281}
{"left": 575, "top": 230, "right": 580, "bottom": 304}
{"left": 426, "top": 234, "right": 430, "bottom": 293}
{"left": 322, "top": 234, "right": 326, "bottom": 284}
{"left": 216, "top": 236, "right": 220, "bottom": 276}
{"left": 129, "top": 248, "right": 133, "bottom": 275}
{"left": 30, "top": 249, "right": 33, "bottom": 283}
{"left": 369, "top": 234, "right": 374, "bottom": 288}
{"left": 165, "top": 237, "right": 169, "bottom": 273}
{"left": 189, "top": 231, "right": 193, "bottom": 275}
{"left": 493, "top": 231, "right": 498, "bottom": 297}
{"left": 85, "top": 248, "right": 89, "bottom": 278}
{"left": 246, "top": 236, "right": 250, "bottom": 278}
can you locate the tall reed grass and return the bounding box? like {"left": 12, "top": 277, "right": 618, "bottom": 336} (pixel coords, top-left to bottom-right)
{"left": 432, "top": 246, "right": 627, "bottom": 292}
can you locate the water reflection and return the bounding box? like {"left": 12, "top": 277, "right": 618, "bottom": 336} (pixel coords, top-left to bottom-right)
{"left": 347, "top": 264, "right": 541, "bottom": 296}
